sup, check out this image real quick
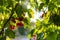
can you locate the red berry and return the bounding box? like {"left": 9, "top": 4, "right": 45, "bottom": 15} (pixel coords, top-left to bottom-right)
{"left": 42, "top": 13, "right": 44, "bottom": 17}
{"left": 33, "top": 34, "right": 36, "bottom": 37}
{"left": 11, "top": 18, "right": 16, "bottom": 23}
{"left": 16, "top": 22, "right": 24, "bottom": 27}
{"left": 16, "top": 17, "right": 24, "bottom": 21}
{"left": 10, "top": 25, "right": 14, "bottom": 30}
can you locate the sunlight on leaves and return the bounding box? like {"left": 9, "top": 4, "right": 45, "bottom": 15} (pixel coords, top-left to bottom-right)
{"left": 6, "top": 36, "right": 11, "bottom": 40}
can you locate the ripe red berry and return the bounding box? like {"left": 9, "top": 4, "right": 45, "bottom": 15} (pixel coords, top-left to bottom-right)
{"left": 16, "top": 22, "right": 24, "bottom": 27}
{"left": 10, "top": 18, "right": 16, "bottom": 23}
{"left": 10, "top": 25, "right": 14, "bottom": 30}
{"left": 16, "top": 17, "right": 24, "bottom": 21}
{"left": 42, "top": 13, "right": 44, "bottom": 17}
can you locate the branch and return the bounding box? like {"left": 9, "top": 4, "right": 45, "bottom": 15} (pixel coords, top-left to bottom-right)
{"left": 0, "top": 3, "right": 18, "bottom": 36}
{"left": 4, "top": 3, "right": 18, "bottom": 28}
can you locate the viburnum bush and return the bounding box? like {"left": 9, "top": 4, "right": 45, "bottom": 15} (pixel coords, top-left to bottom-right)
{"left": 0, "top": 0, "right": 60, "bottom": 40}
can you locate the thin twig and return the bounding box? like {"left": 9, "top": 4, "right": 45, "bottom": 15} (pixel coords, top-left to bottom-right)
{"left": 0, "top": 3, "right": 18, "bottom": 36}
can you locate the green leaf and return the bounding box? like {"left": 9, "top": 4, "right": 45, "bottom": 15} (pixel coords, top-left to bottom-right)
{"left": 57, "top": 34, "right": 60, "bottom": 40}
{"left": 0, "top": 0, "right": 7, "bottom": 6}
{"left": 45, "top": 0, "right": 49, "bottom": 5}
{"left": 0, "top": 0, "right": 3, "bottom": 6}
{"left": 15, "top": 0, "right": 20, "bottom": 2}
{"left": 48, "top": 3, "right": 57, "bottom": 11}
{"left": 57, "top": 0, "right": 60, "bottom": 6}
{"left": 38, "top": 3, "right": 44, "bottom": 11}
{"left": 40, "top": 0, "right": 46, "bottom": 3}
{"left": 30, "top": 29, "right": 35, "bottom": 37}
{"left": 15, "top": 3, "right": 28, "bottom": 17}
{"left": 28, "top": 12, "right": 32, "bottom": 18}
{"left": 52, "top": 0, "right": 57, "bottom": 2}
{"left": 0, "top": 36, "right": 6, "bottom": 40}
{"left": 7, "top": 0, "right": 13, "bottom": 5}
{"left": 36, "top": 20, "right": 41, "bottom": 28}
{"left": 47, "top": 32, "right": 57, "bottom": 40}
{"left": 5, "top": 29, "right": 15, "bottom": 38}
{"left": 6, "top": 0, "right": 13, "bottom": 8}
{"left": 23, "top": 17, "right": 30, "bottom": 25}
{"left": 28, "top": 9, "right": 34, "bottom": 18}
{"left": 15, "top": 4, "right": 23, "bottom": 17}
{"left": 0, "top": 7, "right": 3, "bottom": 13}
{"left": 35, "top": 4, "right": 38, "bottom": 10}
{"left": 37, "top": 32, "right": 44, "bottom": 40}
{"left": 19, "top": 0, "right": 25, "bottom": 1}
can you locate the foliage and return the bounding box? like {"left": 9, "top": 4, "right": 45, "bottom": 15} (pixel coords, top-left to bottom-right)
{"left": 29, "top": 0, "right": 60, "bottom": 40}
{"left": 0, "top": 0, "right": 60, "bottom": 40}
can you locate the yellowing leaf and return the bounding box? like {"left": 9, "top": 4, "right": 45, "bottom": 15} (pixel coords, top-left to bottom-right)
{"left": 43, "top": 18, "right": 49, "bottom": 24}
{"left": 37, "top": 27, "right": 44, "bottom": 34}
{"left": 28, "top": 34, "right": 31, "bottom": 38}
{"left": 43, "top": 33, "right": 47, "bottom": 39}
{"left": 0, "top": 26, "right": 2, "bottom": 29}
{"left": 2, "top": 15, "right": 5, "bottom": 20}
{"left": 10, "top": 21, "right": 15, "bottom": 26}
{"left": 36, "top": 20, "right": 41, "bottom": 27}
{"left": 6, "top": 36, "right": 11, "bottom": 40}
{"left": 43, "top": 28, "right": 47, "bottom": 32}
{"left": 58, "top": 27, "right": 60, "bottom": 30}
{"left": 1, "top": 21, "right": 3, "bottom": 24}
{"left": 30, "top": 0, "right": 34, "bottom": 2}
{"left": 34, "top": 29, "right": 38, "bottom": 33}
{"left": 54, "top": 8, "right": 57, "bottom": 13}
{"left": 43, "top": 11, "right": 50, "bottom": 24}
{"left": 46, "top": 11, "right": 50, "bottom": 17}
{"left": 4, "top": 14, "right": 10, "bottom": 19}
{"left": 28, "top": 9, "right": 34, "bottom": 18}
